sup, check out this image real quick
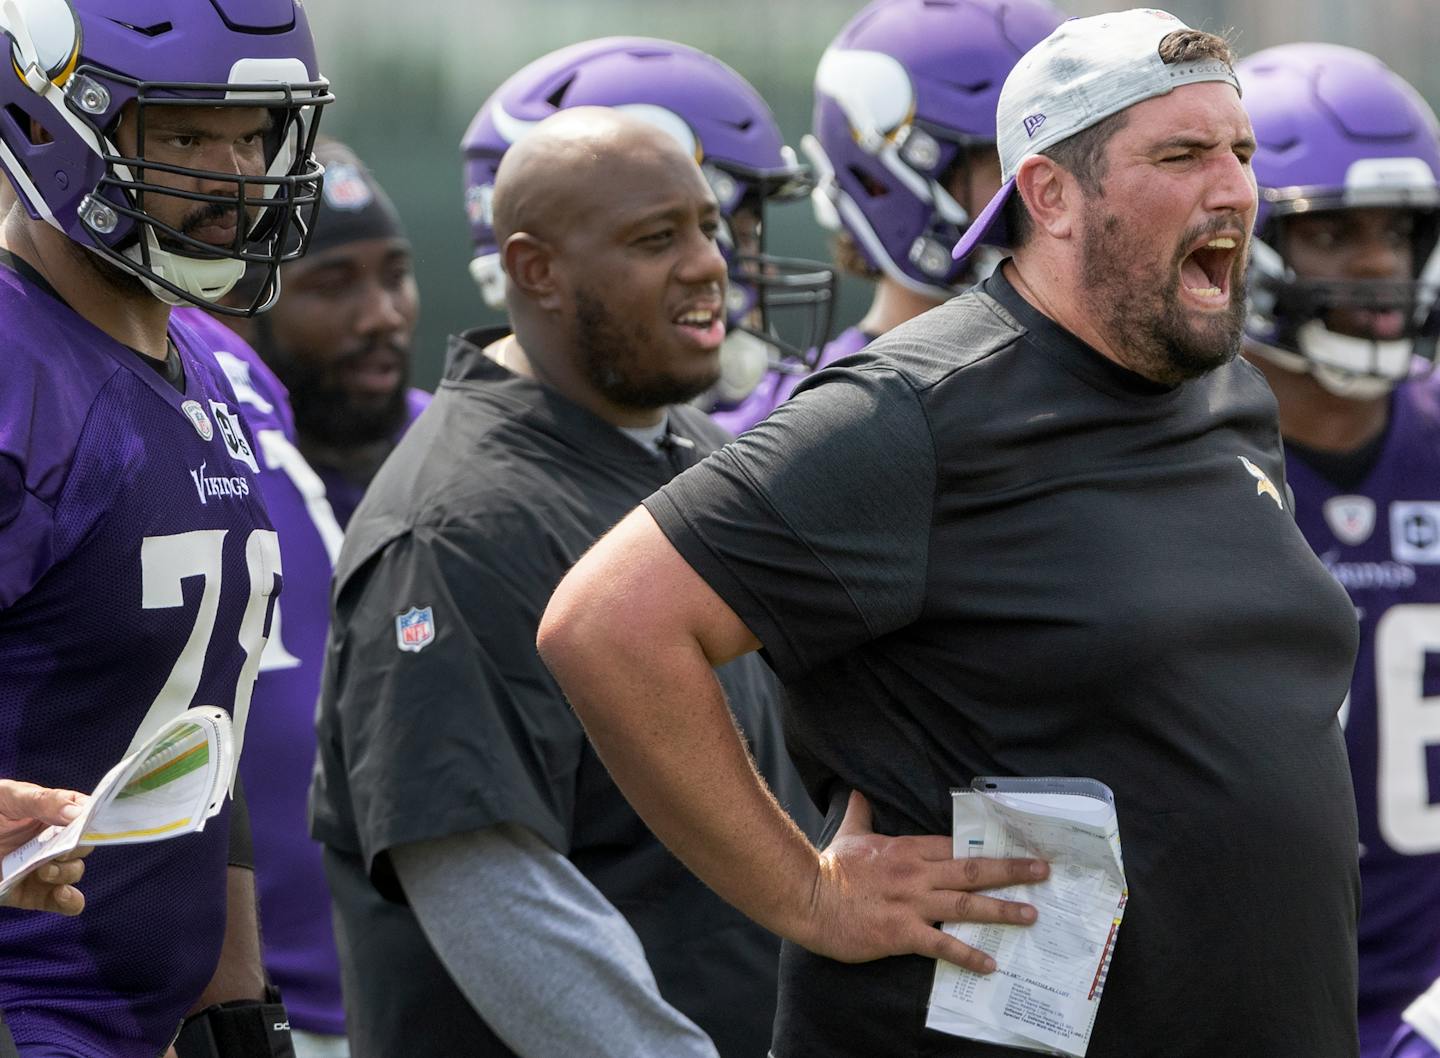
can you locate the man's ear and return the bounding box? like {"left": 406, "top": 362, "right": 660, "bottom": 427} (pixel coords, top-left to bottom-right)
{"left": 1015, "top": 155, "right": 1078, "bottom": 241}
{"left": 502, "top": 232, "right": 564, "bottom": 313}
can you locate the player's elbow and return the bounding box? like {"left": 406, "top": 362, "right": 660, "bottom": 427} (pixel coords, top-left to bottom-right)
{"left": 537, "top": 563, "right": 614, "bottom": 687}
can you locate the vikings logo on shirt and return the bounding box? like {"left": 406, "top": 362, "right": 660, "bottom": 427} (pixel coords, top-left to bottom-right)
{"left": 1239, "top": 456, "right": 1283, "bottom": 510}
{"left": 395, "top": 606, "right": 436, "bottom": 653}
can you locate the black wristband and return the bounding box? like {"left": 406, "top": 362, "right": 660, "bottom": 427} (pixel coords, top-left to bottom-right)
{"left": 174, "top": 987, "right": 294, "bottom": 1058}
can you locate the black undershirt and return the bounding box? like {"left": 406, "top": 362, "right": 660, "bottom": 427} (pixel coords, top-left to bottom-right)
{"left": 0, "top": 249, "right": 185, "bottom": 393}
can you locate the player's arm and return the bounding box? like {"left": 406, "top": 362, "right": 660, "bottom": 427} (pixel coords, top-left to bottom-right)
{"left": 390, "top": 823, "right": 719, "bottom": 1058}
{"left": 189, "top": 775, "right": 265, "bottom": 1009}
{"left": 0, "top": 780, "right": 89, "bottom": 915}
{"left": 538, "top": 506, "right": 1045, "bottom": 972}
{"left": 174, "top": 780, "right": 293, "bottom": 1058}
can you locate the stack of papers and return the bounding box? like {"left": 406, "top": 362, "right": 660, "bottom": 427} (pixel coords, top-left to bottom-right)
{"left": 0, "top": 707, "right": 236, "bottom": 900}
{"left": 926, "top": 777, "right": 1127, "bottom": 1057}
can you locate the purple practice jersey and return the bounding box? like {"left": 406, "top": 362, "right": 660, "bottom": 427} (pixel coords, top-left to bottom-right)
{"left": 0, "top": 269, "right": 280, "bottom": 1056}
{"left": 710, "top": 326, "right": 874, "bottom": 435}
{"left": 1286, "top": 376, "right": 1440, "bottom": 1056}
{"left": 1386, "top": 980, "right": 1440, "bottom": 1058}
{"left": 174, "top": 309, "right": 347, "bottom": 1037}
{"left": 313, "top": 387, "right": 430, "bottom": 529}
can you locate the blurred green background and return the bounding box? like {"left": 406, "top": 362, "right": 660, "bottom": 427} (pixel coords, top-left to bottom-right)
{"left": 303, "top": 0, "right": 1440, "bottom": 389}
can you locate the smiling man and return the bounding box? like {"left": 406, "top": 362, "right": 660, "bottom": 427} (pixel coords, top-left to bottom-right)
{"left": 223, "top": 140, "right": 427, "bottom": 528}
{"left": 308, "top": 108, "right": 815, "bottom": 1058}
{"left": 539, "top": 11, "right": 1362, "bottom": 1058}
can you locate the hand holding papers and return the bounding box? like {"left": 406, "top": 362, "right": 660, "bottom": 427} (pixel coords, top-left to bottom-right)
{"left": 926, "top": 777, "right": 1127, "bottom": 1057}
{"left": 0, "top": 707, "right": 237, "bottom": 903}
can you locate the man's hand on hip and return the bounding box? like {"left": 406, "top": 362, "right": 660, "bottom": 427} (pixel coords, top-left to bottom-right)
{"left": 799, "top": 791, "right": 1046, "bottom": 973}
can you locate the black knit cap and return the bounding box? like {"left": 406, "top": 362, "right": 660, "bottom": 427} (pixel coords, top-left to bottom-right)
{"left": 305, "top": 139, "right": 408, "bottom": 256}
{"left": 228, "top": 139, "right": 408, "bottom": 305}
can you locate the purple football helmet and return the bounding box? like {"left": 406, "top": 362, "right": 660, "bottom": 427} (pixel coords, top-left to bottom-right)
{"left": 0, "top": 0, "right": 331, "bottom": 315}
{"left": 1240, "top": 43, "right": 1440, "bottom": 396}
{"left": 461, "top": 37, "right": 836, "bottom": 403}
{"left": 804, "top": 0, "right": 1063, "bottom": 299}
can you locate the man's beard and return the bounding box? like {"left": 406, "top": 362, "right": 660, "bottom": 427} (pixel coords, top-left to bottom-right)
{"left": 575, "top": 287, "right": 718, "bottom": 409}
{"left": 252, "top": 315, "right": 409, "bottom": 448}
{"left": 1080, "top": 207, "right": 1247, "bottom": 386}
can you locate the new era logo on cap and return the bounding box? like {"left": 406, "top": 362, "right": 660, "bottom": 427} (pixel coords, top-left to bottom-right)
{"left": 1023, "top": 113, "right": 1047, "bottom": 138}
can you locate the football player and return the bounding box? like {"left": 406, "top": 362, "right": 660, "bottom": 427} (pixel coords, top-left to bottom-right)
{"left": 183, "top": 143, "right": 417, "bottom": 1058}
{"left": 173, "top": 305, "right": 347, "bottom": 1058}
{"left": 718, "top": 0, "right": 1064, "bottom": 432}
{"left": 461, "top": 37, "right": 834, "bottom": 430}
{"left": 1239, "top": 42, "right": 1440, "bottom": 1058}
{"left": 221, "top": 140, "right": 428, "bottom": 528}
{"left": 0, "top": 2, "right": 329, "bottom": 1055}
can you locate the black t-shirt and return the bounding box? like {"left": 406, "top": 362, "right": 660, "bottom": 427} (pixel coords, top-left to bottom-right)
{"left": 309, "top": 328, "right": 818, "bottom": 1058}
{"left": 646, "top": 270, "right": 1362, "bottom": 1058}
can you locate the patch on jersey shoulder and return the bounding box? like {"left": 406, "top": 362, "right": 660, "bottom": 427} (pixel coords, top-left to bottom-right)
{"left": 1238, "top": 456, "right": 1283, "bottom": 510}
{"left": 182, "top": 399, "right": 213, "bottom": 441}
{"left": 1323, "top": 495, "right": 1376, "bottom": 546}
{"left": 1390, "top": 502, "right": 1440, "bottom": 564}
{"left": 395, "top": 606, "right": 436, "bottom": 653}
{"left": 209, "top": 401, "right": 259, "bottom": 474}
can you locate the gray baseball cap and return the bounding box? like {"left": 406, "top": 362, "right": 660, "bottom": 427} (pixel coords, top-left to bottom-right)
{"left": 952, "top": 8, "right": 1241, "bottom": 264}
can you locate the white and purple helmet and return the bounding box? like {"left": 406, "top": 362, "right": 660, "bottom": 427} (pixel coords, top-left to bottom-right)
{"left": 461, "top": 37, "right": 836, "bottom": 397}
{"left": 0, "top": 0, "right": 331, "bottom": 314}
{"left": 804, "top": 0, "right": 1063, "bottom": 299}
{"left": 1241, "top": 43, "right": 1440, "bottom": 395}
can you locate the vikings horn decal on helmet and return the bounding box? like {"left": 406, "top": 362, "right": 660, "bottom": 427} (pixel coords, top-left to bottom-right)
{"left": 803, "top": 0, "right": 1063, "bottom": 300}
{"left": 1240, "top": 43, "right": 1440, "bottom": 397}
{"left": 461, "top": 37, "right": 836, "bottom": 400}
{"left": 0, "top": 0, "right": 332, "bottom": 315}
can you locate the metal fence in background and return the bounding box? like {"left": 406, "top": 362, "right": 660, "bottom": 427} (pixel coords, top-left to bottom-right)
{"left": 302, "top": 0, "right": 1440, "bottom": 388}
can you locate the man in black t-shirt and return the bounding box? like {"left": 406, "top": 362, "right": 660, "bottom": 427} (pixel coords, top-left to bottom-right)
{"left": 540, "top": 11, "right": 1362, "bottom": 1058}
{"left": 309, "top": 110, "right": 816, "bottom": 1058}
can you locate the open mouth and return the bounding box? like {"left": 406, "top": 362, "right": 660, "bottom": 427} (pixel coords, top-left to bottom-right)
{"left": 341, "top": 346, "right": 405, "bottom": 398}
{"left": 1344, "top": 307, "right": 1408, "bottom": 341}
{"left": 672, "top": 303, "right": 727, "bottom": 351}
{"left": 1179, "top": 235, "right": 1241, "bottom": 306}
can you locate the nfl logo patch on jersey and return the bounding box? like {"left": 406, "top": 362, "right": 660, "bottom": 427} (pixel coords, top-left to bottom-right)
{"left": 182, "top": 399, "right": 213, "bottom": 441}
{"left": 395, "top": 606, "right": 436, "bottom": 653}
{"left": 1390, "top": 502, "right": 1440, "bottom": 563}
{"left": 209, "top": 401, "right": 259, "bottom": 474}
{"left": 1324, "top": 495, "right": 1376, "bottom": 546}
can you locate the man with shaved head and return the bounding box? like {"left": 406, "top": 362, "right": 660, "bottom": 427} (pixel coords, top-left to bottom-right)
{"left": 308, "top": 108, "right": 815, "bottom": 1058}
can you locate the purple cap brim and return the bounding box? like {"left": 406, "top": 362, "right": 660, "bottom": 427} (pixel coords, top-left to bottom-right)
{"left": 952, "top": 176, "right": 1016, "bottom": 262}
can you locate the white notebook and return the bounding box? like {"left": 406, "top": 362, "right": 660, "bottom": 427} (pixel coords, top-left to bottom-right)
{"left": 0, "top": 707, "right": 236, "bottom": 900}
{"left": 926, "top": 777, "right": 1127, "bottom": 1057}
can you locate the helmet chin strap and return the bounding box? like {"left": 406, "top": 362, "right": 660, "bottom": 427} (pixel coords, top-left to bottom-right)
{"left": 470, "top": 253, "right": 507, "bottom": 310}
{"left": 123, "top": 230, "right": 247, "bottom": 305}
{"left": 1249, "top": 328, "right": 1405, "bottom": 400}
{"left": 711, "top": 329, "right": 772, "bottom": 405}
